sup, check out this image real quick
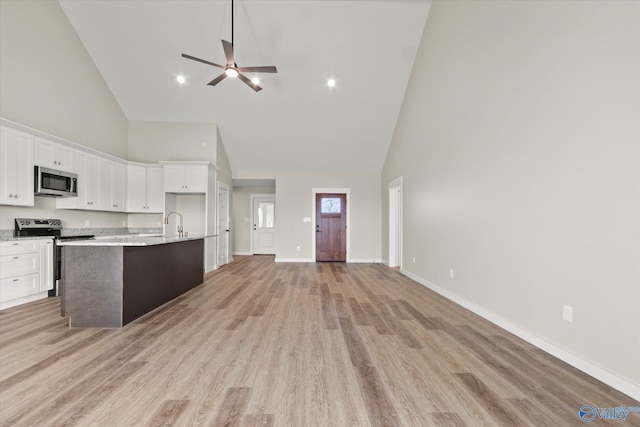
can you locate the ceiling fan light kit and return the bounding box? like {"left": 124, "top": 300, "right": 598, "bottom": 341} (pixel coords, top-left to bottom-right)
{"left": 181, "top": 0, "right": 277, "bottom": 92}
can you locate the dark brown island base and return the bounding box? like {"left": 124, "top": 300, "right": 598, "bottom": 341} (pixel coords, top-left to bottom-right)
{"left": 59, "top": 236, "right": 205, "bottom": 327}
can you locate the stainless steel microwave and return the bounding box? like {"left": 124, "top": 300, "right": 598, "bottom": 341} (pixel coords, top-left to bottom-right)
{"left": 34, "top": 166, "right": 78, "bottom": 197}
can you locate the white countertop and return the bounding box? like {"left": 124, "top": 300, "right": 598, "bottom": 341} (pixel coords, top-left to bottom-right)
{"left": 57, "top": 234, "right": 217, "bottom": 247}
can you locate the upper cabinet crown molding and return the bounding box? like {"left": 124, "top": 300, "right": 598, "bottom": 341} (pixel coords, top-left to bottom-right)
{"left": 1, "top": 118, "right": 125, "bottom": 164}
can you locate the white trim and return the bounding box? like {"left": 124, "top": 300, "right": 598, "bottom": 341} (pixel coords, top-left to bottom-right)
{"left": 275, "top": 258, "right": 314, "bottom": 263}
{"left": 217, "top": 182, "right": 230, "bottom": 267}
{"left": 233, "top": 251, "right": 253, "bottom": 256}
{"left": 400, "top": 268, "right": 640, "bottom": 402}
{"left": 388, "top": 177, "right": 403, "bottom": 269}
{"left": 349, "top": 259, "right": 383, "bottom": 264}
{"left": 312, "top": 188, "right": 351, "bottom": 262}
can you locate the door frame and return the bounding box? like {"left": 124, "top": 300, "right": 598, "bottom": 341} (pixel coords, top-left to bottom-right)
{"left": 312, "top": 188, "right": 350, "bottom": 263}
{"left": 388, "top": 177, "right": 403, "bottom": 268}
{"left": 250, "top": 193, "right": 276, "bottom": 255}
{"left": 217, "top": 182, "right": 230, "bottom": 266}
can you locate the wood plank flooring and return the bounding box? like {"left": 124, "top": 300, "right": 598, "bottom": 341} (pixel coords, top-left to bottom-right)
{"left": 1, "top": 256, "right": 638, "bottom": 426}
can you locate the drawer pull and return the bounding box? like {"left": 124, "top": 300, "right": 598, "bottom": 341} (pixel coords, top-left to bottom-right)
{"left": 13, "top": 256, "right": 19, "bottom": 259}
{"left": 13, "top": 279, "right": 19, "bottom": 282}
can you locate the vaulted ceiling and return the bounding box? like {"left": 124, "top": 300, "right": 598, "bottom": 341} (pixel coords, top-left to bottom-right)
{"left": 59, "top": 0, "right": 430, "bottom": 175}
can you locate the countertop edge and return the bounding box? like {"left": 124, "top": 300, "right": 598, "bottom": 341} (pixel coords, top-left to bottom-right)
{"left": 57, "top": 234, "right": 218, "bottom": 247}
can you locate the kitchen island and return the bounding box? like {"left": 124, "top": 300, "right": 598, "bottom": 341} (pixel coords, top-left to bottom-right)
{"left": 59, "top": 235, "right": 211, "bottom": 327}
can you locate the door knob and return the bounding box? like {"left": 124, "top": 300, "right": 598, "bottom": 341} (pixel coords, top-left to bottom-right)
{"left": 316, "top": 225, "right": 320, "bottom": 232}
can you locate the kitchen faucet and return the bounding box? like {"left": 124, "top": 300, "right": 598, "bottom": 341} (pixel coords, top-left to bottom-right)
{"left": 164, "top": 211, "right": 184, "bottom": 238}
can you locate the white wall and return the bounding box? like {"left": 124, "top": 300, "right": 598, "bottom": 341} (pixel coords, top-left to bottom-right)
{"left": 382, "top": 0, "right": 639, "bottom": 394}
{"left": 128, "top": 120, "right": 218, "bottom": 164}
{"left": 0, "top": 0, "right": 128, "bottom": 229}
{"left": 0, "top": 0, "right": 127, "bottom": 157}
{"left": 127, "top": 121, "right": 228, "bottom": 230}
{"left": 274, "top": 172, "right": 381, "bottom": 262}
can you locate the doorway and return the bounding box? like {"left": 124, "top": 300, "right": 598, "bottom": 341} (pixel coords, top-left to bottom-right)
{"left": 388, "top": 177, "right": 402, "bottom": 268}
{"left": 218, "top": 183, "right": 230, "bottom": 266}
{"left": 251, "top": 194, "right": 276, "bottom": 254}
{"left": 315, "top": 193, "right": 347, "bottom": 262}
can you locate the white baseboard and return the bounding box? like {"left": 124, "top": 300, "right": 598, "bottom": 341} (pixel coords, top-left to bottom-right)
{"left": 274, "top": 258, "right": 383, "bottom": 264}
{"left": 275, "top": 258, "right": 314, "bottom": 263}
{"left": 0, "top": 291, "right": 49, "bottom": 311}
{"left": 400, "top": 269, "right": 640, "bottom": 402}
{"left": 233, "top": 251, "right": 252, "bottom": 256}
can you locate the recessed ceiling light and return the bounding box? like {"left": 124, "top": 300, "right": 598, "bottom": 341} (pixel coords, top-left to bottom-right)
{"left": 327, "top": 79, "right": 336, "bottom": 87}
{"left": 176, "top": 75, "right": 186, "bottom": 84}
{"left": 251, "top": 77, "right": 260, "bottom": 85}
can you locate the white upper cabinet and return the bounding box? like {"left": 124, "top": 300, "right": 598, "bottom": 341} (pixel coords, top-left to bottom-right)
{"left": 145, "top": 166, "right": 163, "bottom": 212}
{"left": 100, "top": 158, "right": 126, "bottom": 212}
{"left": 0, "top": 126, "right": 35, "bottom": 206}
{"left": 162, "top": 163, "right": 207, "bottom": 193}
{"left": 34, "top": 137, "right": 74, "bottom": 172}
{"left": 57, "top": 150, "right": 102, "bottom": 210}
{"left": 126, "top": 164, "right": 163, "bottom": 213}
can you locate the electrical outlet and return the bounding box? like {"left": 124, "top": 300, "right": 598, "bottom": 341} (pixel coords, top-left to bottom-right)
{"left": 562, "top": 305, "right": 573, "bottom": 323}
{"left": 296, "top": 246, "right": 301, "bottom": 252}
{"left": 450, "top": 268, "right": 454, "bottom": 278}
{"left": 122, "top": 220, "right": 126, "bottom": 227}
{"left": 412, "top": 257, "right": 416, "bottom": 264}
{"left": 85, "top": 220, "right": 90, "bottom": 227}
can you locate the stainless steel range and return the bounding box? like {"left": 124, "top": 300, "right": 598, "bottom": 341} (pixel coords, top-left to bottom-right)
{"left": 14, "top": 218, "right": 94, "bottom": 296}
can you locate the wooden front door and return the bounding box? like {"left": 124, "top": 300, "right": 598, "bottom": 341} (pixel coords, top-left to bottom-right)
{"left": 316, "top": 193, "right": 347, "bottom": 262}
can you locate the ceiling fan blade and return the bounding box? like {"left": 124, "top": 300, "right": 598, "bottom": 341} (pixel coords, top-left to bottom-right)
{"left": 207, "top": 73, "right": 227, "bottom": 86}
{"left": 238, "top": 73, "right": 262, "bottom": 92}
{"left": 238, "top": 65, "right": 278, "bottom": 74}
{"left": 221, "top": 40, "right": 235, "bottom": 66}
{"left": 181, "top": 53, "right": 224, "bottom": 70}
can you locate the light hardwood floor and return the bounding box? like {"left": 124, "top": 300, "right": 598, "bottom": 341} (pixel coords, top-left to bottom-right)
{"left": 1, "top": 256, "right": 638, "bottom": 426}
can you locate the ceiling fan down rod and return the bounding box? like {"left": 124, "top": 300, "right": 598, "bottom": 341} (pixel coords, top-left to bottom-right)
{"left": 231, "top": 0, "right": 234, "bottom": 47}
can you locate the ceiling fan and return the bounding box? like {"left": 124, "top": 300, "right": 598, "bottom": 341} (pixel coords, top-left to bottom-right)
{"left": 181, "top": 0, "right": 277, "bottom": 92}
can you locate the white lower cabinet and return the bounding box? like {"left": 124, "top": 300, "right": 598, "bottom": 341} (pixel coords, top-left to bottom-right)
{"left": 0, "top": 239, "right": 54, "bottom": 310}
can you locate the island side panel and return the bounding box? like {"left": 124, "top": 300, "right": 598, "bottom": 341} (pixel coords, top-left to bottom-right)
{"left": 63, "top": 246, "right": 124, "bottom": 327}
{"left": 122, "top": 239, "right": 204, "bottom": 325}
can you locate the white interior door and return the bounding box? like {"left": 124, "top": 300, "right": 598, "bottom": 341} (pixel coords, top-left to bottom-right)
{"left": 218, "top": 184, "right": 229, "bottom": 266}
{"left": 252, "top": 195, "right": 276, "bottom": 255}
